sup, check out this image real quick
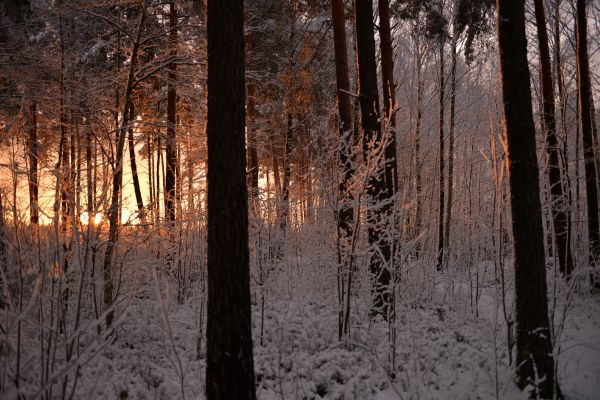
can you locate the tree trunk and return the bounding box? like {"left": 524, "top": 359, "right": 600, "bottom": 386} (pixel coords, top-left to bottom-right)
{"left": 102, "top": 7, "right": 145, "bottom": 328}
{"left": 534, "top": 0, "right": 574, "bottom": 277}
{"left": 27, "top": 100, "right": 39, "bottom": 225}
{"left": 414, "top": 28, "right": 423, "bottom": 259}
{"left": 165, "top": 0, "right": 178, "bottom": 224}
{"left": 575, "top": 0, "right": 600, "bottom": 285}
{"left": 436, "top": 35, "right": 445, "bottom": 271}
{"left": 496, "top": 0, "right": 557, "bottom": 396}
{"left": 378, "top": 0, "right": 398, "bottom": 195}
{"left": 205, "top": 0, "right": 257, "bottom": 398}
{"left": 272, "top": 144, "right": 281, "bottom": 194}
{"left": 86, "top": 124, "right": 93, "bottom": 214}
{"left": 127, "top": 105, "right": 145, "bottom": 220}
{"left": 247, "top": 83, "right": 259, "bottom": 202}
{"left": 280, "top": 113, "right": 293, "bottom": 238}
{"left": 330, "top": 0, "right": 355, "bottom": 250}
{"left": 554, "top": 0, "right": 575, "bottom": 276}
{"left": 355, "top": 0, "right": 393, "bottom": 321}
{"left": 444, "top": 21, "right": 456, "bottom": 260}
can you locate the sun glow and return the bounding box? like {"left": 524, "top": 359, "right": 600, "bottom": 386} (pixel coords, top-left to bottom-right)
{"left": 80, "top": 212, "right": 103, "bottom": 226}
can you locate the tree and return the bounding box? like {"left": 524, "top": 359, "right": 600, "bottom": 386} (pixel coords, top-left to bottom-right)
{"left": 443, "top": 7, "right": 456, "bottom": 263}
{"left": 575, "top": 0, "right": 600, "bottom": 286}
{"left": 355, "top": 0, "right": 393, "bottom": 320}
{"left": 533, "top": 0, "right": 574, "bottom": 277}
{"left": 378, "top": 0, "right": 398, "bottom": 197}
{"left": 205, "top": 0, "right": 257, "bottom": 398}
{"left": 496, "top": 0, "right": 557, "bottom": 396}
{"left": 330, "top": 0, "right": 355, "bottom": 337}
{"left": 165, "top": 0, "right": 178, "bottom": 223}
{"left": 27, "top": 101, "right": 39, "bottom": 225}
{"left": 102, "top": 5, "right": 146, "bottom": 328}
{"left": 127, "top": 105, "right": 145, "bottom": 220}
{"left": 436, "top": 22, "right": 446, "bottom": 271}
{"left": 331, "top": 0, "right": 354, "bottom": 252}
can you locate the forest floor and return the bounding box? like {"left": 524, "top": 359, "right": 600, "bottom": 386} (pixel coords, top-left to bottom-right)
{"left": 70, "top": 254, "right": 600, "bottom": 400}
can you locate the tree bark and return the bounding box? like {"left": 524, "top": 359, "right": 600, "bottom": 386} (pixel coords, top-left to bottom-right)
{"left": 378, "top": 0, "right": 398, "bottom": 195}
{"left": 127, "top": 105, "right": 145, "bottom": 220}
{"left": 355, "top": 0, "right": 393, "bottom": 321}
{"left": 330, "top": 0, "right": 355, "bottom": 251}
{"left": 496, "top": 0, "right": 557, "bottom": 396}
{"left": 247, "top": 83, "right": 259, "bottom": 202}
{"left": 165, "top": 0, "right": 178, "bottom": 224}
{"left": 436, "top": 35, "right": 445, "bottom": 271}
{"left": 280, "top": 113, "right": 293, "bottom": 239}
{"left": 444, "top": 20, "right": 456, "bottom": 260}
{"left": 534, "top": 0, "right": 574, "bottom": 277}
{"left": 205, "top": 0, "right": 257, "bottom": 398}
{"left": 27, "top": 100, "right": 39, "bottom": 225}
{"left": 575, "top": 0, "right": 600, "bottom": 285}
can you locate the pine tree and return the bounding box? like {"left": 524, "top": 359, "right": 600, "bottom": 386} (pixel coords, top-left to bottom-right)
{"left": 496, "top": 0, "right": 557, "bottom": 396}
{"left": 575, "top": 0, "right": 600, "bottom": 286}
{"left": 205, "top": 0, "right": 257, "bottom": 398}
{"left": 355, "top": 0, "right": 393, "bottom": 320}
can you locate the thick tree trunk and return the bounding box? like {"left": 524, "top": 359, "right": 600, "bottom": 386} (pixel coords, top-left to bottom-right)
{"left": 165, "top": 0, "right": 178, "bottom": 224}
{"left": 534, "top": 0, "right": 574, "bottom": 277}
{"left": 355, "top": 0, "right": 393, "bottom": 321}
{"left": 27, "top": 100, "right": 39, "bottom": 225}
{"left": 205, "top": 0, "right": 257, "bottom": 398}
{"left": 331, "top": 0, "right": 355, "bottom": 338}
{"left": 330, "top": 0, "right": 355, "bottom": 249}
{"left": 496, "top": 0, "right": 557, "bottom": 396}
{"left": 575, "top": 0, "right": 600, "bottom": 285}
{"left": 102, "top": 7, "right": 145, "bottom": 328}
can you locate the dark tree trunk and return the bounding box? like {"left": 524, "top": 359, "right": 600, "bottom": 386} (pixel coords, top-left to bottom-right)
{"left": 378, "top": 0, "right": 398, "bottom": 195}
{"left": 247, "top": 83, "right": 259, "bottom": 202}
{"left": 575, "top": 0, "right": 600, "bottom": 285}
{"left": 280, "top": 113, "right": 293, "bottom": 238}
{"left": 205, "top": 0, "right": 257, "bottom": 399}
{"left": 331, "top": 0, "right": 355, "bottom": 339}
{"left": 355, "top": 0, "right": 393, "bottom": 321}
{"left": 0, "top": 193, "right": 6, "bottom": 308}
{"left": 127, "top": 105, "right": 145, "bottom": 220}
{"left": 272, "top": 144, "right": 281, "bottom": 194}
{"left": 165, "top": 0, "right": 178, "bottom": 224}
{"left": 86, "top": 124, "right": 93, "bottom": 214}
{"left": 534, "top": 0, "right": 574, "bottom": 277}
{"left": 330, "top": 0, "right": 355, "bottom": 248}
{"left": 436, "top": 36, "right": 445, "bottom": 271}
{"left": 496, "top": 0, "right": 557, "bottom": 397}
{"left": 102, "top": 7, "right": 145, "bottom": 328}
{"left": 27, "top": 100, "right": 39, "bottom": 225}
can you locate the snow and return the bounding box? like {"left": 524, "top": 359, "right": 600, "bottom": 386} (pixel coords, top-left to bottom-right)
{"left": 48, "top": 257, "right": 600, "bottom": 400}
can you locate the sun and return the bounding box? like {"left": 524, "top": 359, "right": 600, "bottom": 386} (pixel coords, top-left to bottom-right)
{"left": 80, "top": 212, "right": 103, "bottom": 226}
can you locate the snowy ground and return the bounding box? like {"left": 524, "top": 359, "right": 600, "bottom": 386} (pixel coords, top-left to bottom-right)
{"left": 68, "top": 257, "right": 600, "bottom": 400}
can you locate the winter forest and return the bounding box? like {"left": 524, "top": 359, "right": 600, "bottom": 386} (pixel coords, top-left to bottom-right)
{"left": 1, "top": 0, "right": 600, "bottom": 398}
